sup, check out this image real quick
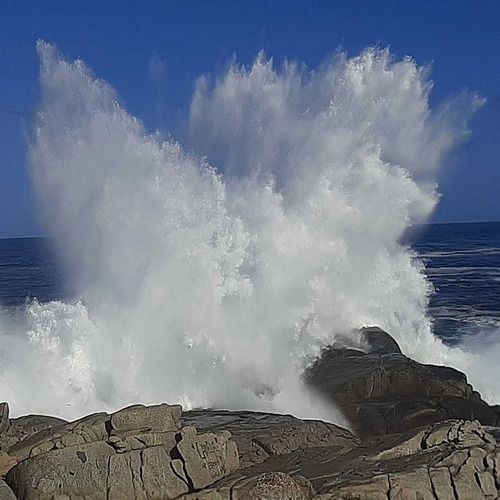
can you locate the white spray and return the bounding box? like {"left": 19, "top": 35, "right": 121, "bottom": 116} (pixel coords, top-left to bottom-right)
{"left": 0, "top": 42, "right": 490, "bottom": 421}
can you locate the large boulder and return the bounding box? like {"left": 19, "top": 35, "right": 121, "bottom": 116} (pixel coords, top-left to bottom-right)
{"left": 4, "top": 403, "right": 239, "bottom": 499}
{"left": 305, "top": 326, "right": 500, "bottom": 436}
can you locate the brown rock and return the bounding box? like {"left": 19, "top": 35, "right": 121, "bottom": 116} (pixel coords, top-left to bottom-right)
{"left": 0, "top": 453, "right": 17, "bottom": 478}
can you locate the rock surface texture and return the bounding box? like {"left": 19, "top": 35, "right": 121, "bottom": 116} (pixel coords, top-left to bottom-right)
{"left": 1, "top": 328, "right": 500, "bottom": 498}
{"left": 306, "top": 326, "right": 500, "bottom": 437}
{"left": 1, "top": 403, "right": 239, "bottom": 499}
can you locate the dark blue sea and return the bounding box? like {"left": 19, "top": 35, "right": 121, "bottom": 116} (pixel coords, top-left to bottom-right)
{"left": 0, "top": 222, "right": 499, "bottom": 345}
{"left": 410, "top": 221, "right": 500, "bottom": 344}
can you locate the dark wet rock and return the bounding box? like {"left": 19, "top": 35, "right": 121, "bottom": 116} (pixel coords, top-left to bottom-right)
{"left": 360, "top": 326, "right": 403, "bottom": 355}
{"left": 306, "top": 327, "right": 500, "bottom": 437}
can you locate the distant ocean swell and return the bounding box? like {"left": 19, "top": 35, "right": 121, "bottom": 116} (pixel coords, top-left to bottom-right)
{"left": 0, "top": 41, "right": 494, "bottom": 421}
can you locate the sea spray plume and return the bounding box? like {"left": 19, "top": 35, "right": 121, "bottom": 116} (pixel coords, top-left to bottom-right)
{"left": 0, "top": 41, "right": 484, "bottom": 419}
{"left": 188, "top": 49, "right": 483, "bottom": 355}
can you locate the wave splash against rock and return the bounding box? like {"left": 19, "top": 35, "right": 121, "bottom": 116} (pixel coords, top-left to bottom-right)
{"left": 0, "top": 41, "right": 486, "bottom": 421}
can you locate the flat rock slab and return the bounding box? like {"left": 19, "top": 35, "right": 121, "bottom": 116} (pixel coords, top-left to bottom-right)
{"left": 197, "top": 419, "right": 499, "bottom": 499}
{"left": 110, "top": 403, "right": 182, "bottom": 434}
{"left": 182, "top": 410, "right": 358, "bottom": 468}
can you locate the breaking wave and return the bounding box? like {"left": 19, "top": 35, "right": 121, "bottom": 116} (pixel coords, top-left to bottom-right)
{"left": 0, "top": 42, "right": 490, "bottom": 420}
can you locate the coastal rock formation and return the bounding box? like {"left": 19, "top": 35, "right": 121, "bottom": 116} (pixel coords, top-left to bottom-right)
{"left": 1, "top": 405, "right": 499, "bottom": 498}
{"left": 188, "top": 416, "right": 499, "bottom": 499}
{"left": 1, "top": 403, "right": 239, "bottom": 499}
{"left": 306, "top": 326, "right": 500, "bottom": 436}
{"left": 1, "top": 328, "right": 500, "bottom": 498}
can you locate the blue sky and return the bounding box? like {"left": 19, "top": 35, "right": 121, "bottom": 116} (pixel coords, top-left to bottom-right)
{"left": 1, "top": 0, "right": 499, "bottom": 237}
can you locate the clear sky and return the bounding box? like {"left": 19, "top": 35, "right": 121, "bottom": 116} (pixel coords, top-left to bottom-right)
{"left": 1, "top": 0, "right": 499, "bottom": 237}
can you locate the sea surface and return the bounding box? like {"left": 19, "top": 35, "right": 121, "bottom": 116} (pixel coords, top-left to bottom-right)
{"left": 410, "top": 221, "right": 500, "bottom": 344}
{"left": 0, "top": 221, "right": 499, "bottom": 345}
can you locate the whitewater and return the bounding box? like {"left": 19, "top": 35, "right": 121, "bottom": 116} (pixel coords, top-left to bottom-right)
{"left": 0, "top": 42, "right": 495, "bottom": 421}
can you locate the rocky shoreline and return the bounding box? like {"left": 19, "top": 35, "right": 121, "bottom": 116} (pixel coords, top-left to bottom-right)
{"left": 1, "top": 328, "right": 500, "bottom": 499}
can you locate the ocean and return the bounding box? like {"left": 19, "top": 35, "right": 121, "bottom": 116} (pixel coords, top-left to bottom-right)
{"left": 411, "top": 221, "right": 500, "bottom": 345}
{"left": 1, "top": 221, "right": 499, "bottom": 344}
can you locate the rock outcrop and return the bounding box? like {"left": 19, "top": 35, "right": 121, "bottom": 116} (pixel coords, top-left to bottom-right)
{"left": 1, "top": 403, "right": 499, "bottom": 498}
{"left": 189, "top": 415, "right": 500, "bottom": 499}
{"left": 1, "top": 403, "right": 239, "bottom": 499}
{"left": 306, "top": 326, "right": 500, "bottom": 437}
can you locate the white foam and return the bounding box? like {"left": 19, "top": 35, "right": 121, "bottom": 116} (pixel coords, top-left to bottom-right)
{"left": 0, "top": 42, "right": 491, "bottom": 420}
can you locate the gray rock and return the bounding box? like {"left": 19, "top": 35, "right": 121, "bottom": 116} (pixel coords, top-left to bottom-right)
{"left": 230, "top": 472, "right": 314, "bottom": 499}
{"left": 182, "top": 409, "right": 357, "bottom": 468}
{"left": 178, "top": 472, "right": 315, "bottom": 500}
{"left": 0, "top": 405, "right": 9, "bottom": 435}
{"left": 5, "top": 404, "right": 240, "bottom": 499}
{"left": 107, "top": 446, "right": 189, "bottom": 499}
{"left": 0, "top": 480, "right": 15, "bottom": 500}
{"left": 3, "top": 399, "right": 500, "bottom": 499}
{"left": 8, "top": 412, "right": 109, "bottom": 462}
{"left": 110, "top": 403, "right": 182, "bottom": 434}
{"left": 176, "top": 426, "right": 239, "bottom": 490}
{"left": 181, "top": 414, "right": 499, "bottom": 499}
{"left": 0, "top": 414, "right": 67, "bottom": 453}
{"left": 7, "top": 441, "right": 113, "bottom": 499}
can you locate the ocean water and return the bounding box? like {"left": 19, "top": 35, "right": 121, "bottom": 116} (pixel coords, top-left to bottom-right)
{"left": 411, "top": 222, "right": 500, "bottom": 345}
{"left": 0, "top": 238, "right": 63, "bottom": 307}
{"left": 0, "top": 42, "right": 493, "bottom": 421}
